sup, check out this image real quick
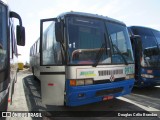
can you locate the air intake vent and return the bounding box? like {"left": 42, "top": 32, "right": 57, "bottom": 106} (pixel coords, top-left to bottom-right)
{"left": 98, "top": 69, "right": 123, "bottom": 76}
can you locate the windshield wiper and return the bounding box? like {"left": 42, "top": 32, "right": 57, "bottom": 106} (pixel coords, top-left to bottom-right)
{"left": 92, "top": 33, "right": 108, "bottom": 67}
{"left": 112, "top": 44, "right": 128, "bottom": 65}
{"left": 92, "top": 43, "right": 106, "bottom": 67}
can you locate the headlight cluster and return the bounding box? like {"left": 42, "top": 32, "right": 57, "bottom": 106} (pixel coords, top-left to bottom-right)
{"left": 141, "top": 74, "right": 154, "bottom": 78}
{"left": 70, "top": 79, "right": 93, "bottom": 86}
{"left": 125, "top": 74, "right": 134, "bottom": 79}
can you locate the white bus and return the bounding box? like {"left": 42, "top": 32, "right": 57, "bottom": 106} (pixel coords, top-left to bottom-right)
{"left": 30, "top": 12, "right": 135, "bottom": 106}
{"left": 0, "top": 0, "right": 25, "bottom": 111}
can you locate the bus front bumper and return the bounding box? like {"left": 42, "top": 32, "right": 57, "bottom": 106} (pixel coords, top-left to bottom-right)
{"left": 136, "top": 77, "right": 160, "bottom": 87}
{"left": 65, "top": 79, "right": 134, "bottom": 106}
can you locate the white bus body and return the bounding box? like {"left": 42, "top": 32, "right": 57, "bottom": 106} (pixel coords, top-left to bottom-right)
{"left": 30, "top": 12, "right": 135, "bottom": 106}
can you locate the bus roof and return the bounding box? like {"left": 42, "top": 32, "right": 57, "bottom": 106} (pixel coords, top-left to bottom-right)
{"left": 129, "top": 26, "right": 160, "bottom": 32}
{"left": 57, "top": 11, "right": 126, "bottom": 26}
{"left": 0, "top": 0, "right": 8, "bottom": 5}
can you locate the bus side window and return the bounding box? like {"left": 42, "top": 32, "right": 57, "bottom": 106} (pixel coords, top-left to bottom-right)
{"left": 10, "top": 24, "right": 18, "bottom": 58}
{"left": 36, "top": 40, "right": 39, "bottom": 54}
{"left": 42, "top": 22, "right": 62, "bottom": 65}
{"left": 0, "top": 3, "right": 7, "bottom": 70}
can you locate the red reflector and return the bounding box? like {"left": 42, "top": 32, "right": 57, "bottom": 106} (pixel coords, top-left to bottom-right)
{"left": 8, "top": 98, "right": 11, "bottom": 103}
{"left": 103, "top": 96, "right": 113, "bottom": 101}
{"left": 147, "top": 70, "right": 153, "bottom": 74}
{"left": 48, "top": 83, "right": 54, "bottom": 86}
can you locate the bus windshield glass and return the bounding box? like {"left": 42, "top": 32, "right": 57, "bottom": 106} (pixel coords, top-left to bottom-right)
{"left": 67, "top": 16, "right": 134, "bottom": 65}
{"left": 132, "top": 27, "right": 160, "bottom": 67}
{"left": 153, "top": 30, "right": 160, "bottom": 45}
{"left": 106, "top": 22, "right": 134, "bottom": 64}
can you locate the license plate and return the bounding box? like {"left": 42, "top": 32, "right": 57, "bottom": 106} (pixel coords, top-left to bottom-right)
{"left": 103, "top": 96, "right": 113, "bottom": 101}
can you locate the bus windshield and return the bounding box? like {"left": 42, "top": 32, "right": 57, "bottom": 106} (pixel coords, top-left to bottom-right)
{"left": 67, "top": 16, "right": 134, "bottom": 65}
{"left": 106, "top": 22, "right": 134, "bottom": 64}
{"left": 153, "top": 30, "right": 160, "bottom": 45}
{"left": 132, "top": 27, "right": 160, "bottom": 67}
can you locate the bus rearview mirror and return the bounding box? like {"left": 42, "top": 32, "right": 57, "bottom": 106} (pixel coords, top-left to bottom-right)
{"left": 130, "top": 35, "right": 142, "bottom": 56}
{"left": 55, "top": 22, "right": 64, "bottom": 43}
{"left": 17, "top": 25, "right": 25, "bottom": 46}
{"left": 130, "top": 35, "right": 142, "bottom": 45}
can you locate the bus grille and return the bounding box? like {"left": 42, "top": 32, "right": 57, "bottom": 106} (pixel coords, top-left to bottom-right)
{"left": 94, "top": 77, "right": 125, "bottom": 84}
{"left": 96, "top": 87, "right": 123, "bottom": 96}
{"left": 98, "top": 69, "right": 123, "bottom": 76}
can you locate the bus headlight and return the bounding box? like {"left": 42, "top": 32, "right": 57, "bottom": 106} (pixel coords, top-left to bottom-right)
{"left": 125, "top": 74, "right": 134, "bottom": 80}
{"left": 70, "top": 79, "right": 93, "bottom": 86}
{"left": 76, "top": 80, "right": 85, "bottom": 86}
{"left": 141, "top": 74, "right": 154, "bottom": 78}
{"left": 85, "top": 79, "right": 93, "bottom": 85}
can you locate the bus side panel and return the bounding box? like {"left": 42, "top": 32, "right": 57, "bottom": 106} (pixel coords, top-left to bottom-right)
{"left": 0, "top": 89, "right": 9, "bottom": 111}
{"left": 34, "top": 53, "right": 40, "bottom": 79}
{"left": 0, "top": 72, "right": 9, "bottom": 111}
{"left": 8, "top": 21, "right": 18, "bottom": 104}
{"left": 40, "top": 75, "right": 65, "bottom": 105}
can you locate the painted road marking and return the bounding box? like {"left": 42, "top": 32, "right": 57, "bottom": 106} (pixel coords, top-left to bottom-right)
{"left": 118, "top": 97, "right": 160, "bottom": 118}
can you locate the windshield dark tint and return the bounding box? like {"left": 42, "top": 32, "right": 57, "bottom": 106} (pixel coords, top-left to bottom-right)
{"left": 106, "top": 22, "right": 134, "bottom": 64}
{"left": 66, "top": 16, "right": 134, "bottom": 65}
{"left": 67, "top": 16, "right": 110, "bottom": 65}
{"left": 153, "top": 30, "right": 160, "bottom": 45}
{"left": 132, "top": 27, "right": 160, "bottom": 67}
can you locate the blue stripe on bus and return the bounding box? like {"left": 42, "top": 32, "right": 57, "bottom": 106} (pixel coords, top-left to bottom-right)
{"left": 65, "top": 79, "right": 134, "bottom": 106}
{"left": 137, "top": 78, "right": 160, "bottom": 87}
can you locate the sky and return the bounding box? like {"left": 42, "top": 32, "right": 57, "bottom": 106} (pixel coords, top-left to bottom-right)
{"left": 7, "top": 0, "right": 160, "bottom": 63}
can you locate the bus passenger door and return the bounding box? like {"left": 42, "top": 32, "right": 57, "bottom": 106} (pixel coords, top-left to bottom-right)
{"left": 130, "top": 35, "right": 142, "bottom": 80}
{"left": 39, "top": 18, "right": 65, "bottom": 105}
